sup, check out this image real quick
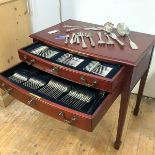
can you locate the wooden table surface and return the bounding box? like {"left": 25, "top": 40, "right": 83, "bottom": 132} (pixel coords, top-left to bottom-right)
{"left": 30, "top": 19, "right": 155, "bottom": 66}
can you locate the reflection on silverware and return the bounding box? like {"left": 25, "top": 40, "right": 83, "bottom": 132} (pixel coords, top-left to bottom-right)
{"left": 109, "top": 33, "right": 125, "bottom": 46}
{"left": 9, "top": 72, "right": 28, "bottom": 83}
{"left": 65, "top": 35, "right": 70, "bottom": 44}
{"left": 104, "top": 32, "right": 114, "bottom": 45}
{"left": 70, "top": 33, "right": 76, "bottom": 44}
{"left": 98, "top": 32, "right": 106, "bottom": 46}
{"left": 23, "top": 77, "right": 45, "bottom": 90}
{"left": 59, "top": 90, "right": 93, "bottom": 110}
{"left": 84, "top": 61, "right": 112, "bottom": 77}
{"left": 30, "top": 46, "right": 58, "bottom": 59}
{"left": 39, "top": 79, "right": 70, "bottom": 99}
{"left": 103, "top": 22, "right": 114, "bottom": 33}
{"left": 78, "top": 32, "right": 87, "bottom": 49}
{"left": 56, "top": 53, "right": 84, "bottom": 67}
{"left": 86, "top": 32, "right": 95, "bottom": 47}
{"left": 117, "top": 23, "right": 138, "bottom": 50}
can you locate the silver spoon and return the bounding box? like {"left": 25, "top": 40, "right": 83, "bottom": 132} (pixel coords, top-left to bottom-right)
{"left": 117, "top": 23, "right": 138, "bottom": 50}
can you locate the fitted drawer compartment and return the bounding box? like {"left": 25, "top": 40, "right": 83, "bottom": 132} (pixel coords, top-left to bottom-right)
{"left": 0, "top": 62, "right": 121, "bottom": 131}
{"left": 19, "top": 42, "right": 125, "bottom": 92}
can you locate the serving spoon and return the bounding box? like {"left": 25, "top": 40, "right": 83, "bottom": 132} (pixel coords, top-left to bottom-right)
{"left": 117, "top": 23, "right": 138, "bottom": 50}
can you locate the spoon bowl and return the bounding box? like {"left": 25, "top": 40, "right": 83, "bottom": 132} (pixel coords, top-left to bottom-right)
{"left": 116, "top": 23, "right": 138, "bottom": 50}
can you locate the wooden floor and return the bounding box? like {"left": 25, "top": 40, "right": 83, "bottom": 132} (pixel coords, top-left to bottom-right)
{"left": 0, "top": 94, "right": 155, "bottom": 155}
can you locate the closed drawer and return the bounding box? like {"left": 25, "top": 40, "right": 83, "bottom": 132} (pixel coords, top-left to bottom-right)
{"left": 19, "top": 42, "right": 125, "bottom": 92}
{"left": 0, "top": 62, "right": 122, "bottom": 131}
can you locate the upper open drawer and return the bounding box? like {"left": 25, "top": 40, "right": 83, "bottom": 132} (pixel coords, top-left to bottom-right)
{"left": 0, "top": 62, "right": 121, "bottom": 131}
{"left": 19, "top": 42, "right": 126, "bottom": 92}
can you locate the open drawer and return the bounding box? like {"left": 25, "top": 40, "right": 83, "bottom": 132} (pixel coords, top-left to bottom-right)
{"left": 18, "top": 42, "right": 126, "bottom": 92}
{"left": 0, "top": 62, "right": 122, "bottom": 131}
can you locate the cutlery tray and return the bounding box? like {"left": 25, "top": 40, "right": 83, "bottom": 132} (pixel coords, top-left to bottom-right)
{"left": 19, "top": 42, "right": 125, "bottom": 92}
{"left": 0, "top": 62, "right": 106, "bottom": 115}
{"left": 0, "top": 62, "right": 122, "bottom": 131}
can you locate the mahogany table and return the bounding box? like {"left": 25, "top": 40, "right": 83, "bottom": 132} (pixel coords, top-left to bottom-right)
{"left": 0, "top": 19, "right": 154, "bottom": 149}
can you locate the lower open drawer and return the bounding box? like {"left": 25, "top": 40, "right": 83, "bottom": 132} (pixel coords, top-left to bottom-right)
{"left": 0, "top": 62, "right": 122, "bottom": 131}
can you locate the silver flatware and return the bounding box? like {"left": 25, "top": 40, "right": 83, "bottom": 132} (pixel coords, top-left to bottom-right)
{"left": 98, "top": 32, "right": 106, "bottom": 45}
{"left": 117, "top": 23, "right": 138, "bottom": 50}
{"left": 65, "top": 35, "right": 70, "bottom": 44}
{"left": 70, "top": 33, "right": 76, "bottom": 44}
{"left": 9, "top": 73, "right": 28, "bottom": 83}
{"left": 78, "top": 32, "right": 87, "bottom": 49}
{"left": 104, "top": 32, "right": 114, "bottom": 45}
{"left": 103, "top": 22, "right": 114, "bottom": 33}
{"left": 109, "top": 33, "right": 125, "bottom": 46}
{"left": 86, "top": 32, "right": 95, "bottom": 47}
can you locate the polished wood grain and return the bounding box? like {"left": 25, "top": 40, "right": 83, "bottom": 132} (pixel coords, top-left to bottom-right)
{"left": 0, "top": 95, "right": 155, "bottom": 155}
{"left": 30, "top": 19, "right": 155, "bottom": 66}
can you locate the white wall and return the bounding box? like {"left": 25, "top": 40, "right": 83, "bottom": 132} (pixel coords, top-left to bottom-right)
{"left": 29, "top": 0, "right": 60, "bottom": 32}
{"left": 29, "top": 0, "right": 155, "bottom": 97}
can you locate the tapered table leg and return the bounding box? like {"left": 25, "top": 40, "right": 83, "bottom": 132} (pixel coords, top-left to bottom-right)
{"left": 133, "top": 70, "right": 149, "bottom": 116}
{"left": 114, "top": 86, "right": 131, "bottom": 149}
{"left": 114, "top": 67, "right": 133, "bottom": 150}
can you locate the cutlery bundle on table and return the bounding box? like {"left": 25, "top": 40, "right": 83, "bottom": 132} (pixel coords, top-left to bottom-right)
{"left": 54, "top": 22, "right": 138, "bottom": 50}
{"left": 39, "top": 79, "right": 70, "bottom": 99}
{"left": 30, "top": 46, "right": 59, "bottom": 59}
{"left": 59, "top": 90, "right": 93, "bottom": 110}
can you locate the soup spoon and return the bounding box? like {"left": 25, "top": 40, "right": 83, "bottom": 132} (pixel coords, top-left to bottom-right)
{"left": 117, "top": 23, "right": 138, "bottom": 50}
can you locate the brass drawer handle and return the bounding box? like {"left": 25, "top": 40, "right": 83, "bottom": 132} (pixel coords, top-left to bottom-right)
{"left": 80, "top": 76, "right": 98, "bottom": 87}
{"left": 51, "top": 66, "right": 59, "bottom": 74}
{"left": 0, "top": 83, "right": 13, "bottom": 94}
{"left": 4, "top": 88, "right": 13, "bottom": 94}
{"left": 23, "top": 55, "right": 35, "bottom": 65}
{"left": 59, "top": 111, "right": 77, "bottom": 124}
{"left": 26, "top": 59, "right": 36, "bottom": 65}
{"left": 27, "top": 97, "right": 36, "bottom": 105}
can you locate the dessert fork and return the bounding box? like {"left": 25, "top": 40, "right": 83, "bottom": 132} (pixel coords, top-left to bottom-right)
{"left": 78, "top": 32, "right": 87, "bottom": 49}
{"left": 98, "top": 32, "right": 106, "bottom": 45}
{"left": 86, "top": 32, "right": 95, "bottom": 47}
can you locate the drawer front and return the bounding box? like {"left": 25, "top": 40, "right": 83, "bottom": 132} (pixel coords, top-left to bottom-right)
{"left": 0, "top": 76, "right": 93, "bottom": 131}
{"left": 19, "top": 50, "right": 125, "bottom": 92}
{"left": 0, "top": 74, "right": 122, "bottom": 132}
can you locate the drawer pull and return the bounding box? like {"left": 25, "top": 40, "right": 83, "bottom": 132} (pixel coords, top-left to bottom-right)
{"left": 80, "top": 76, "right": 98, "bottom": 87}
{"left": 4, "top": 88, "right": 13, "bottom": 94}
{"left": 27, "top": 97, "right": 36, "bottom": 105}
{"left": 59, "top": 111, "right": 77, "bottom": 124}
{"left": 51, "top": 66, "right": 59, "bottom": 74}
{"left": 26, "top": 59, "right": 36, "bottom": 65}
{"left": 0, "top": 83, "right": 13, "bottom": 94}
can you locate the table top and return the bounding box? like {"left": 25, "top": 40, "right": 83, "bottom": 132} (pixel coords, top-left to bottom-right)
{"left": 30, "top": 19, "right": 155, "bottom": 66}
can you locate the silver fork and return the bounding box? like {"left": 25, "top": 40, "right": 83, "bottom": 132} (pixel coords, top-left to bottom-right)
{"left": 98, "top": 32, "right": 106, "bottom": 45}
{"left": 109, "top": 33, "right": 124, "bottom": 46}
{"left": 104, "top": 32, "right": 114, "bottom": 45}
{"left": 86, "top": 32, "right": 95, "bottom": 47}
{"left": 78, "top": 32, "right": 87, "bottom": 49}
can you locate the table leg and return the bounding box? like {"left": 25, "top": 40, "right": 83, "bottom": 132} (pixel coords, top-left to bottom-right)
{"left": 133, "top": 70, "right": 149, "bottom": 116}
{"left": 114, "top": 86, "right": 131, "bottom": 149}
